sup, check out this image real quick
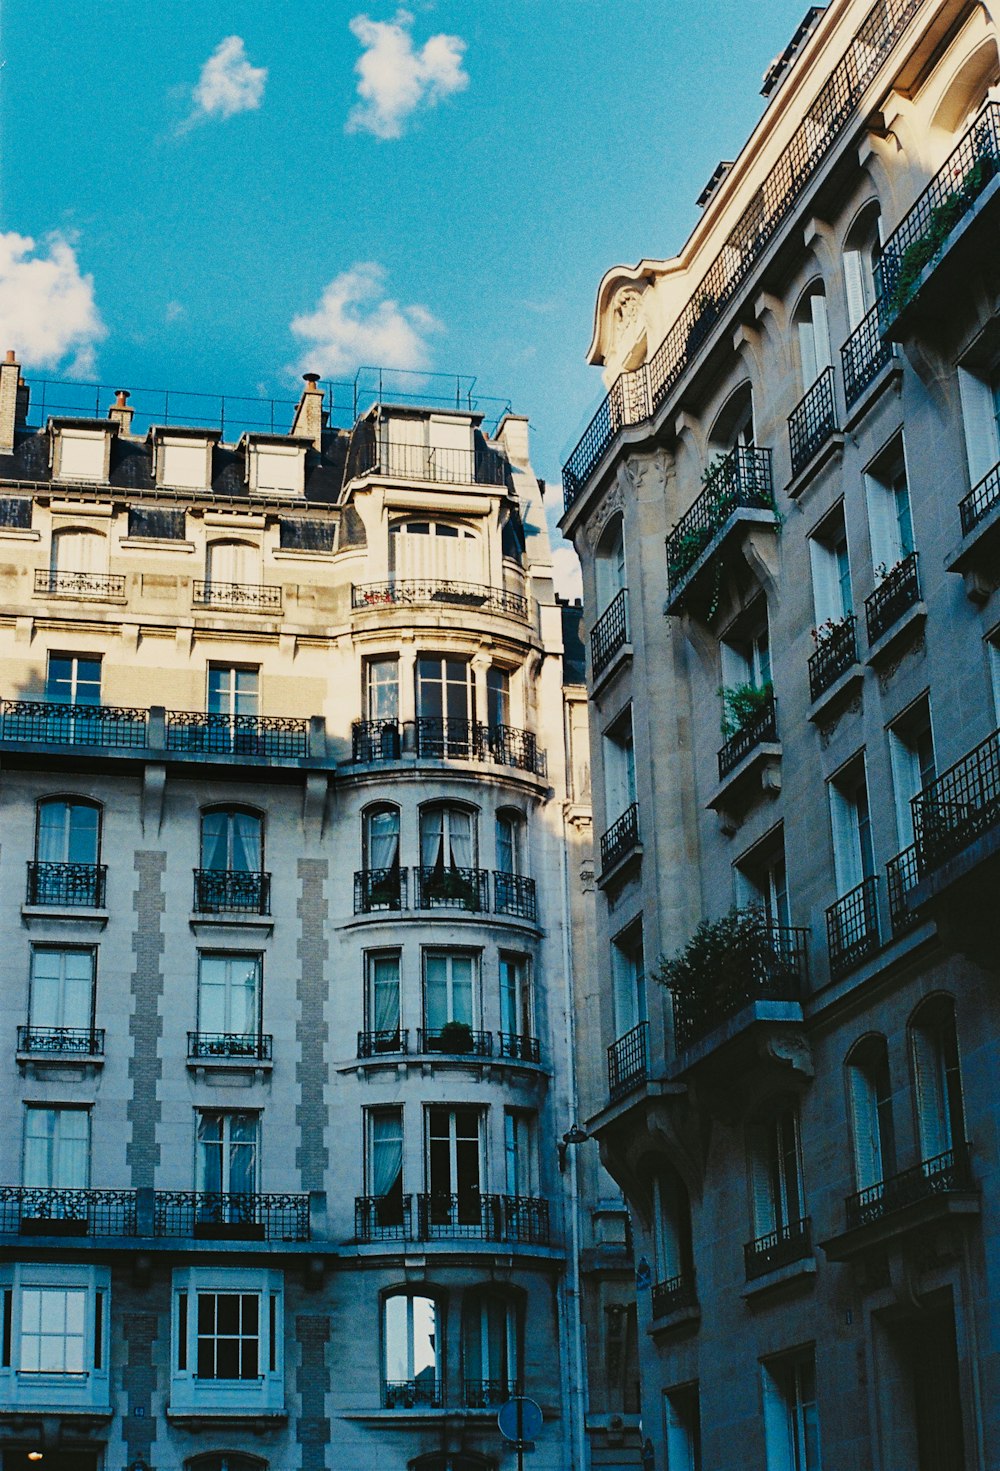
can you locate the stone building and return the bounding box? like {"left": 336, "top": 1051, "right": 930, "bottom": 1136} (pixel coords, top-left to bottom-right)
{"left": 559, "top": 0, "right": 1000, "bottom": 1465}
{"left": 0, "top": 361, "right": 614, "bottom": 1471}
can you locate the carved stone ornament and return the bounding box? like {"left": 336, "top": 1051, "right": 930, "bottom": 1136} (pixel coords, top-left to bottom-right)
{"left": 612, "top": 286, "right": 644, "bottom": 349}
{"left": 585, "top": 479, "right": 625, "bottom": 550}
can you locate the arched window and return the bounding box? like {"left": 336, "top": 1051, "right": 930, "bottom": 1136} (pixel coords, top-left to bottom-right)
{"left": 495, "top": 809, "right": 525, "bottom": 876}
{"left": 206, "top": 540, "right": 258, "bottom": 589}
{"left": 32, "top": 798, "right": 103, "bottom": 906}
{"left": 360, "top": 805, "right": 403, "bottom": 911}
{"left": 383, "top": 1291, "right": 442, "bottom": 1408}
{"left": 420, "top": 804, "right": 476, "bottom": 869}
{"left": 794, "top": 282, "right": 832, "bottom": 389}
{"left": 846, "top": 1035, "right": 895, "bottom": 1192}
{"left": 647, "top": 1166, "right": 693, "bottom": 1290}
{"left": 185, "top": 1454, "right": 267, "bottom": 1471}
{"left": 910, "top": 996, "right": 966, "bottom": 1166}
{"left": 50, "top": 528, "right": 106, "bottom": 577}
{"left": 746, "top": 1097, "right": 805, "bottom": 1245}
{"left": 462, "top": 1288, "right": 521, "bottom": 1406}
{"left": 843, "top": 202, "right": 883, "bottom": 329}
{"left": 390, "top": 519, "right": 479, "bottom": 582}
{"left": 709, "top": 382, "right": 755, "bottom": 454}
{"left": 201, "top": 808, "right": 263, "bottom": 872}
{"left": 595, "top": 515, "right": 627, "bottom": 617}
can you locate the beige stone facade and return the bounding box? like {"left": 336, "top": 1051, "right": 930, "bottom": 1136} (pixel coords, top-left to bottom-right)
{"left": 561, "top": 0, "right": 1000, "bottom": 1466}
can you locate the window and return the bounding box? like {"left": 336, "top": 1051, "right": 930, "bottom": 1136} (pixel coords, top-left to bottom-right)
{"left": 420, "top": 804, "right": 477, "bottom": 870}
{"left": 809, "top": 507, "right": 852, "bottom": 625}
{"left": 504, "top": 1110, "right": 538, "bottom": 1198}
{"left": 762, "top": 1349, "right": 821, "bottom": 1471}
{"left": 735, "top": 831, "right": 790, "bottom": 929}
{"left": 426, "top": 1105, "right": 483, "bottom": 1216}
{"left": 828, "top": 760, "right": 875, "bottom": 895}
{"left": 649, "top": 1167, "right": 693, "bottom": 1288}
{"left": 721, "top": 601, "right": 771, "bottom": 696}
{"left": 462, "top": 1290, "right": 520, "bottom": 1404}
{"left": 487, "top": 666, "right": 510, "bottom": 728}
{"left": 795, "top": 285, "right": 832, "bottom": 388}
{"left": 207, "top": 540, "right": 258, "bottom": 588}
{"left": 595, "top": 516, "right": 627, "bottom": 616}
{"left": 20, "top": 1286, "right": 88, "bottom": 1372}
{"left": 197, "top": 954, "right": 261, "bottom": 1038}
{"left": 424, "top": 950, "right": 477, "bottom": 1032}
{"left": 664, "top": 1383, "right": 702, "bottom": 1471}
{"left": 36, "top": 798, "right": 100, "bottom": 866}
{"left": 747, "top": 1103, "right": 805, "bottom": 1244}
{"left": 843, "top": 204, "right": 883, "bottom": 329}
{"left": 201, "top": 809, "right": 263, "bottom": 872}
{"left": 383, "top": 1292, "right": 441, "bottom": 1407}
{"left": 847, "top": 1036, "right": 896, "bottom": 1191}
{"left": 709, "top": 381, "right": 755, "bottom": 452}
{"left": 186, "top": 1456, "right": 267, "bottom": 1471}
{"left": 29, "top": 947, "right": 95, "bottom": 1036}
{"left": 50, "top": 528, "right": 105, "bottom": 576}
{"left": 23, "top": 1107, "right": 89, "bottom": 1189}
{"left": 364, "top": 804, "right": 400, "bottom": 871}
{"left": 390, "top": 517, "right": 478, "bottom": 580}
{"left": 416, "top": 655, "right": 476, "bottom": 747}
{"left": 603, "top": 709, "right": 636, "bottom": 825}
{"left": 0, "top": 1264, "right": 110, "bottom": 1411}
{"left": 128, "top": 506, "right": 187, "bottom": 541}
{"left": 46, "top": 654, "right": 101, "bottom": 706}
{"left": 365, "top": 656, "right": 399, "bottom": 721}
{"left": 611, "top": 923, "right": 646, "bottom": 1037}
{"left": 910, "top": 997, "right": 966, "bottom": 1164}
{"left": 500, "top": 954, "right": 532, "bottom": 1040}
{"left": 495, "top": 810, "right": 524, "bottom": 875}
{"left": 367, "top": 951, "right": 402, "bottom": 1039}
{"left": 207, "top": 664, "right": 258, "bottom": 718}
{"left": 196, "top": 1112, "right": 258, "bottom": 1195}
{"left": 366, "top": 1107, "right": 404, "bottom": 1223}
{"left": 864, "top": 439, "right": 914, "bottom": 574}
{"left": 888, "top": 699, "right": 936, "bottom": 847}
{"left": 171, "top": 1267, "right": 283, "bottom": 1415}
{"left": 957, "top": 363, "right": 1000, "bottom": 487}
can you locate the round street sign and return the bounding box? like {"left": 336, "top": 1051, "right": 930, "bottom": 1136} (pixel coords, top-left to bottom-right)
{"left": 498, "top": 1396, "right": 544, "bottom": 1443}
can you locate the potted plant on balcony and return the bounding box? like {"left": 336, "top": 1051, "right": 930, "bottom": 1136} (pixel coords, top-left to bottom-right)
{"left": 437, "top": 1019, "right": 475, "bottom": 1053}
{"left": 424, "top": 862, "right": 478, "bottom": 910}
{"left": 887, "top": 150, "right": 999, "bottom": 316}
{"left": 719, "top": 680, "right": 774, "bottom": 740}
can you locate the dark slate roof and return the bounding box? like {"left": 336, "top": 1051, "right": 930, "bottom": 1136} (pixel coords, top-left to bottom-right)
{"left": 560, "top": 601, "right": 586, "bottom": 684}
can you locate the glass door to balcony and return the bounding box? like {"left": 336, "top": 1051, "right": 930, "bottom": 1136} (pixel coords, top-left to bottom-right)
{"left": 368, "top": 1107, "right": 404, "bottom": 1227}
{"left": 196, "top": 1111, "right": 258, "bottom": 1225}
{"left": 427, "top": 1105, "right": 482, "bottom": 1226}
{"left": 197, "top": 954, "right": 261, "bottom": 1040}
{"left": 29, "top": 946, "right": 95, "bottom": 1038}
{"left": 416, "top": 655, "right": 475, "bottom": 757}
{"left": 424, "top": 951, "right": 476, "bottom": 1033}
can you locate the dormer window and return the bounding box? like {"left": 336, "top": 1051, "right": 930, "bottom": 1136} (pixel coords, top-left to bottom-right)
{"left": 241, "top": 435, "right": 308, "bottom": 496}
{"left": 50, "top": 420, "right": 113, "bottom": 484}
{"left": 150, "top": 428, "right": 218, "bottom": 491}
{"left": 379, "top": 411, "right": 476, "bottom": 483}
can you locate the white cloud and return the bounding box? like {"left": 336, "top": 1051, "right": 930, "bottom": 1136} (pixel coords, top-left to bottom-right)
{"left": 347, "top": 10, "right": 468, "bottom": 140}
{"left": 164, "top": 300, "right": 186, "bottom": 324}
{"left": 290, "top": 262, "right": 441, "bottom": 376}
{"left": 552, "top": 545, "right": 583, "bottom": 601}
{"left": 181, "top": 36, "right": 267, "bottom": 132}
{"left": 0, "top": 231, "right": 106, "bottom": 377}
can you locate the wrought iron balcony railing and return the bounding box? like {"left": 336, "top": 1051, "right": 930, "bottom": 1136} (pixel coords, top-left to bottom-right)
{"left": 789, "top": 366, "right": 839, "bottom": 477}
{"left": 498, "top": 1032, "right": 541, "bottom": 1064}
{"left": 166, "top": 710, "right": 308, "bottom": 758}
{"left": 669, "top": 924, "right": 808, "bottom": 1052}
{"left": 600, "top": 802, "right": 640, "bottom": 875}
{"left": 355, "top": 1192, "right": 413, "bottom": 1241}
{"left": 383, "top": 1378, "right": 443, "bottom": 1410}
{"left": 960, "top": 459, "right": 1000, "bottom": 537}
{"left": 354, "top": 866, "right": 408, "bottom": 913}
{"left": 808, "top": 614, "right": 858, "bottom": 701}
{"left": 591, "top": 589, "right": 629, "bottom": 678}
{"left": 418, "top": 1026, "right": 493, "bottom": 1057}
{"left": 26, "top": 861, "right": 106, "bottom": 908}
{"left": 412, "top": 717, "right": 547, "bottom": 775}
{"left": 501, "top": 1195, "right": 550, "bottom": 1245}
{"left": 875, "top": 101, "right": 1000, "bottom": 325}
{"left": 153, "top": 1190, "right": 309, "bottom": 1241}
{"left": 912, "top": 725, "right": 1000, "bottom": 873}
{"left": 744, "top": 1216, "right": 812, "bottom": 1280}
{"left": 414, "top": 1192, "right": 550, "bottom": 1244}
{"left": 650, "top": 1270, "right": 698, "bottom": 1319}
{"left": 464, "top": 1379, "right": 522, "bottom": 1410}
{"left": 414, "top": 865, "right": 490, "bottom": 913}
{"left": 665, "top": 446, "right": 774, "bottom": 596}
{"left": 357, "top": 1028, "right": 409, "bottom": 1059}
{"left": 826, "top": 875, "right": 880, "bottom": 978}
{"left": 494, "top": 871, "right": 537, "bottom": 922}
{"left": 841, "top": 302, "right": 894, "bottom": 407}
{"left": 358, "top": 438, "right": 507, "bottom": 487}
{"left": 0, "top": 699, "right": 148, "bottom": 748}
{"left": 845, "top": 1143, "right": 974, "bottom": 1230}
{"left": 17, "top": 1025, "right": 105, "bottom": 1056}
{"left": 0, "top": 1186, "right": 137, "bottom": 1237}
{"left": 864, "top": 552, "right": 920, "bottom": 645}
{"left": 607, "top": 1020, "right": 648, "bottom": 1101}
{"left": 351, "top": 718, "right": 402, "bottom": 763}
{"left": 187, "top": 1032, "right": 272, "bottom": 1062}
{"left": 717, "top": 692, "right": 778, "bottom": 779}
{"left": 193, "top": 868, "right": 271, "bottom": 914}
{"left": 488, "top": 723, "right": 547, "bottom": 776}
{"left": 193, "top": 580, "right": 282, "bottom": 612}
{"left": 34, "top": 568, "right": 126, "bottom": 600}
{"left": 886, "top": 843, "right": 922, "bottom": 937}
{"left": 351, "top": 579, "right": 528, "bottom": 620}
{"left": 561, "top": 0, "right": 924, "bottom": 510}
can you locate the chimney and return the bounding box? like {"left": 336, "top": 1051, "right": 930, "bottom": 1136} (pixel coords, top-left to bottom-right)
{"left": 0, "top": 350, "right": 20, "bottom": 452}
{"left": 290, "top": 372, "right": 326, "bottom": 451}
{"left": 108, "top": 388, "right": 135, "bottom": 434}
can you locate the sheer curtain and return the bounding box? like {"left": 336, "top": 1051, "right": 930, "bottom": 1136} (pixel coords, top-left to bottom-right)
{"left": 202, "top": 811, "right": 262, "bottom": 871}
{"left": 371, "top": 955, "right": 400, "bottom": 1032}
{"left": 367, "top": 809, "right": 400, "bottom": 870}
{"left": 371, "top": 1112, "right": 403, "bottom": 1200}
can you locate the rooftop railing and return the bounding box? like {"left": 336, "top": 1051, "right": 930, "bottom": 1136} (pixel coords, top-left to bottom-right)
{"left": 193, "top": 580, "right": 282, "bottom": 612}
{"left": 864, "top": 552, "right": 920, "bottom": 645}
{"left": 562, "top": 0, "right": 925, "bottom": 509}
{"left": 959, "top": 459, "right": 1000, "bottom": 537}
{"left": 718, "top": 691, "right": 778, "bottom": 779}
{"left": 808, "top": 614, "right": 858, "bottom": 701}
{"left": 0, "top": 700, "right": 148, "bottom": 748}
{"left": 665, "top": 446, "right": 774, "bottom": 596}
{"left": 607, "top": 1020, "right": 649, "bottom": 1101}
{"left": 826, "top": 875, "right": 880, "bottom": 978}
{"left": 591, "top": 589, "right": 630, "bottom": 678}
{"left": 352, "top": 579, "right": 528, "bottom": 620}
{"left": 845, "top": 1143, "right": 974, "bottom": 1230}
{"left": 841, "top": 302, "right": 894, "bottom": 407}
{"left": 357, "top": 439, "right": 508, "bottom": 487}
{"left": 788, "top": 366, "right": 838, "bottom": 477}
{"left": 912, "top": 725, "right": 1000, "bottom": 873}
{"left": 669, "top": 924, "right": 808, "bottom": 1052}
{"left": 600, "top": 802, "right": 640, "bottom": 875}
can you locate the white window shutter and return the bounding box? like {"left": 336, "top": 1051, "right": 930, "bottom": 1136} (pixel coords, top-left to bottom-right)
{"left": 748, "top": 1121, "right": 776, "bottom": 1237}
{"left": 809, "top": 539, "right": 840, "bottom": 625}
{"left": 761, "top": 1363, "right": 793, "bottom": 1471}
{"left": 798, "top": 318, "right": 818, "bottom": 389}
{"left": 721, "top": 640, "right": 751, "bottom": 691}
{"left": 888, "top": 729, "right": 920, "bottom": 847}
{"left": 864, "top": 473, "right": 901, "bottom": 571}
{"left": 811, "top": 293, "right": 832, "bottom": 372}
{"left": 844, "top": 250, "right": 868, "bottom": 330}
{"left": 848, "top": 1065, "right": 881, "bottom": 1190}
{"left": 911, "top": 1023, "right": 949, "bottom": 1161}
{"left": 829, "top": 782, "right": 863, "bottom": 894}
{"left": 958, "top": 368, "right": 1000, "bottom": 486}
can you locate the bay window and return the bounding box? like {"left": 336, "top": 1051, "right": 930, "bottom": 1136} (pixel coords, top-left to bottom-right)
{"left": 0, "top": 1264, "right": 110, "bottom": 1412}
{"left": 171, "top": 1267, "right": 284, "bottom": 1416}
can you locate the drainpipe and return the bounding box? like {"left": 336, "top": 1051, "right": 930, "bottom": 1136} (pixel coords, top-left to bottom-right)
{"left": 560, "top": 811, "right": 589, "bottom": 1471}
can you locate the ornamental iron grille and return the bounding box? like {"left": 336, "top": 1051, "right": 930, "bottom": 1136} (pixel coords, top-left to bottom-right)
{"left": 841, "top": 302, "right": 894, "bottom": 406}
{"left": 414, "top": 866, "right": 490, "bottom": 913}
{"left": 600, "top": 803, "right": 640, "bottom": 874}
{"left": 718, "top": 692, "right": 778, "bottom": 779}
{"left": 665, "top": 446, "right": 774, "bottom": 595}
{"left": 0, "top": 1186, "right": 136, "bottom": 1236}
{"left": 607, "top": 1021, "right": 649, "bottom": 1100}
{"left": 26, "top": 861, "right": 106, "bottom": 907}
{"left": 17, "top": 1025, "right": 104, "bottom": 1056}
{"left": 743, "top": 1216, "right": 812, "bottom": 1279}
{"left": 418, "top": 1027, "right": 494, "bottom": 1058}
{"left": 153, "top": 1190, "right": 309, "bottom": 1241}
{"left": 668, "top": 924, "right": 808, "bottom": 1053}
{"left": 193, "top": 869, "right": 271, "bottom": 914}
{"left": 383, "top": 1379, "right": 444, "bottom": 1410}
{"left": 352, "top": 579, "right": 528, "bottom": 619}
{"left": 193, "top": 580, "right": 282, "bottom": 611}
{"left": 591, "top": 589, "right": 629, "bottom": 677}
{"left": 34, "top": 569, "right": 126, "bottom": 600}
{"left": 0, "top": 700, "right": 148, "bottom": 748}
{"left": 465, "top": 1380, "right": 522, "bottom": 1409}
{"left": 845, "top": 1143, "right": 974, "bottom": 1230}
{"left": 651, "top": 1271, "right": 698, "bottom": 1319}
{"left": 417, "top": 1192, "right": 504, "bottom": 1240}
{"left": 498, "top": 1032, "right": 541, "bottom": 1064}
{"left": 166, "top": 711, "right": 308, "bottom": 759}
{"left": 788, "top": 366, "right": 839, "bottom": 477}
{"left": 354, "top": 867, "right": 408, "bottom": 913}
{"left": 864, "top": 552, "right": 920, "bottom": 644}
{"left": 960, "top": 459, "right": 1000, "bottom": 536}
{"left": 493, "top": 872, "right": 537, "bottom": 921}
{"left": 912, "top": 726, "right": 1000, "bottom": 873}
{"left": 187, "top": 1032, "right": 272, "bottom": 1061}
{"left": 351, "top": 719, "right": 402, "bottom": 763}
{"left": 355, "top": 1193, "right": 413, "bottom": 1240}
{"left": 502, "top": 1195, "right": 550, "bottom": 1245}
{"left": 826, "top": 875, "right": 880, "bottom": 978}
{"left": 808, "top": 615, "right": 858, "bottom": 701}
{"left": 357, "top": 1029, "right": 409, "bottom": 1058}
{"left": 886, "top": 843, "right": 922, "bottom": 937}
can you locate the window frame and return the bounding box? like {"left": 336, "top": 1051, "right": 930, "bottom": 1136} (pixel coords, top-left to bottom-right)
{"left": 170, "top": 1267, "right": 284, "bottom": 1415}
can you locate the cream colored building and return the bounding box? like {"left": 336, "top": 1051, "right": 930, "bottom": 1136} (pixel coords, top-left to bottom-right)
{"left": 0, "top": 361, "right": 617, "bottom": 1471}
{"left": 561, "top": 0, "right": 1000, "bottom": 1466}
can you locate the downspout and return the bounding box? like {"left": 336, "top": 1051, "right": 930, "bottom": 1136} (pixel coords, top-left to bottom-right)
{"left": 560, "top": 801, "right": 589, "bottom": 1471}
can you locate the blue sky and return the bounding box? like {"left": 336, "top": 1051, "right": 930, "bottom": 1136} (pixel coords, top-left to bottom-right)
{"left": 0, "top": 0, "right": 807, "bottom": 550}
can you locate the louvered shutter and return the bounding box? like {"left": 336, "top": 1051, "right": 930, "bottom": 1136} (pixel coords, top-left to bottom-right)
{"left": 912, "top": 1022, "right": 949, "bottom": 1161}
{"left": 958, "top": 368, "right": 1000, "bottom": 486}
{"left": 848, "top": 1065, "right": 881, "bottom": 1190}
{"left": 864, "top": 473, "right": 901, "bottom": 572}
{"left": 844, "top": 250, "right": 868, "bottom": 330}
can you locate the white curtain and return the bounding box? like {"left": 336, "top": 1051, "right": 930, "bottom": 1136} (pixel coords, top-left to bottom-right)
{"left": 367, "top": 809, "right": 400, "bottom": 869}
{"left": 371, "top": 1112, "right": 403, "bottom": 1199}
{"left": 371, "top": 956, "right": 400, "bottom": 1032}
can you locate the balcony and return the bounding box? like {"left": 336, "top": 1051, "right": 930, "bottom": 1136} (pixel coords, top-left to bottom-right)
{"left": 650, "top": 1270, "right": 698, "bottom": 1321}
{"left": 417, "top": 1026, "right": 493, "bottom": 1058}
{"left": 415, "top": 718, "right": 546, "bottom": 776}
{"left": 383, "top": 1378, "right": 443, "bottom": 1411}
{"left": 717, "top": 690, "right": 778, "bottom": 781}
{"left": 844, "top": 1146, "right": 975, "bottom": 1233}
{"left": 912, "top": 726, "right": 1000, "bottom": 876}
{"left": 193, "top": 868, "right": 271, "bottom": 915}
{"left": 357, "top": 438, "right": 507, "bottom": 488}
{"left": 193, "top": 580, "right": 282, "bottom": 612}
{"left": 355, "top": 1193, "right": 413, "bottom": 1241}
{"left": 26, "top": 861, "right": 106, "bottom": 908}
{"left": 665, "top": 446, "right": 775, "bottom": 613}
{"left": 841, "top": 303, "right": 894, "bottom": 410}
{"left": 153, "top": 1190, "right": 310, "bottom": 1241}
{"left": 34, "top": 568, "right": 126, "bottom": 601}
{"left": 0, "top": 700, "right": 148, "bottom": 748}
{"left": 166, "top": 710, "right": 308, "bottom": 758}
{"left": 17, "top": 1025, "right": 105, "bottom": 1057}
{"left": 498, "top": 1032, "right": 541, "bottom": 1064}
{"left": 357, "top": 1028, "right": 409, "bottom": 1059}
{"left": 886, "top": 842, "right": 923, "bottom": 937}
{"left": 959, "top": 460, "right": 1000, "bottom": 539}
{"left": 351, "top": 579, "right": 528, "bottom": 620}
{"left": 414, "top": 865, "right": 489, "bottom": 913}
{"left": 744, "top": 1216, "right": 812, "bottom": 1281}
{"left": 493, "top": 871, "right": 537, "bottom": 922}
{"left": 354, "top": 866, "right": 408, "bottom": 913}
{"left": 591, "top": 589, "right": 629, "bottom": 680}
{"left": 562, "top": 0, "right": 925, "bottom": 512}
{"left": 950, "top": 462, "right": 1000, "bottom": 591}
{"left": 826, "top": 875, "right": 880, "bottom": 979}
{"left": 600, "top": 802, "right": 640, "bottom": 880}
{"left": 875, "top": 102, "right": 1000, "bottom": 332}
{"left": 807, "top": 614, "right": 859, "bottom": 704}
{"left": 0, "top": 1186, "right": 136, "bottom": 1237}
{"left": 187, "top": 1032, "right": 272, "bottom": 1062}
{"left": 464, "top": 1380, "right": 521, "bottom": 1410}
{"left": 788, "top": 367, "right": 839, "bottom": 480}
{"left": 864, "top": 552, "right": 922, "bottom": 650}
{"left": 415, "top": 1192, "right": 550, "bottom": 1245}
{"left": 352, "top": 719, "right": 402, "bottom": 763}
{"left": 668, "top": 922, "right": 808, "bottom": 1054}
{"left": 607, "top": 1021, "right": 648, "bottom": 1102}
